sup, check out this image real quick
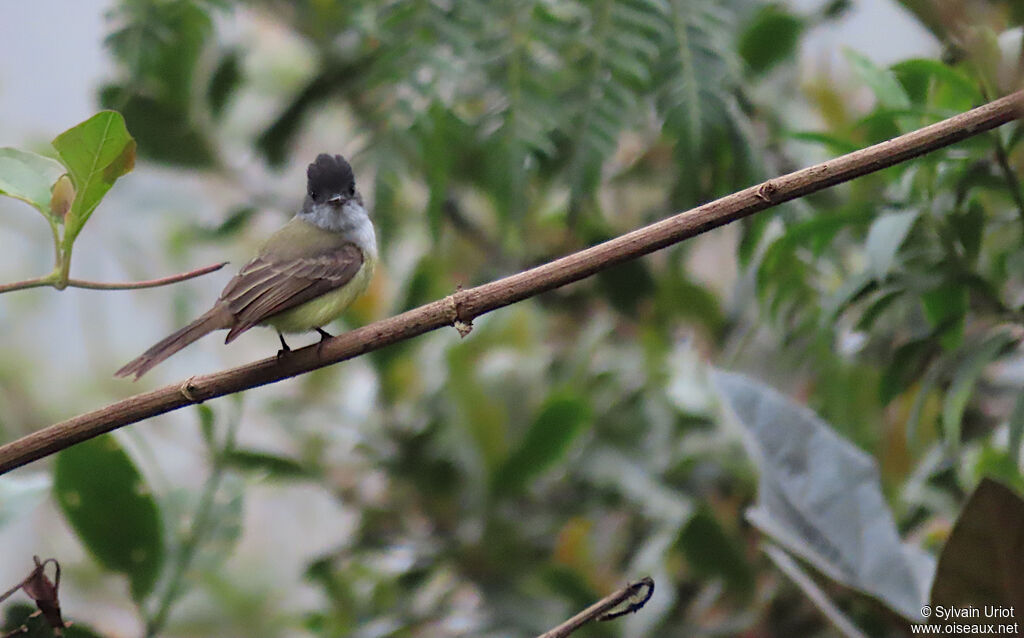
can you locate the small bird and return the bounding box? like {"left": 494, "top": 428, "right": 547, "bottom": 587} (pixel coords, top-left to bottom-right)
{"left": 116, "top": 153, "right": 377, "bottom": 380}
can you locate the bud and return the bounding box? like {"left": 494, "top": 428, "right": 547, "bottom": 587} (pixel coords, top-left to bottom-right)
{"left": 50, "top": 174, "right": 75, "bottom": 222}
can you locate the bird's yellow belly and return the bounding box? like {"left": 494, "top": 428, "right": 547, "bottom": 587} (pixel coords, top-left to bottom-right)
{"left": 264, "top": 261, "right": 374, "bottom": 333}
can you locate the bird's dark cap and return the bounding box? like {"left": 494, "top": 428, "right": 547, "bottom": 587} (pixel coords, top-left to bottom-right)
{"left": 307, "top": 153, "right": 355, "bottom": 201}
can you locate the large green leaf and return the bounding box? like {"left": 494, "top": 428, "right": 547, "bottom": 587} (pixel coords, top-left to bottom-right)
{"left": 713, "top": 370, "right": 934, "bottom": 620}
{"left": 53, "top": 434, "right": 164, "bottom": 600}
{"left": 51, "top": 111, "right": 136, "bottom": 245}
{"left": 0, "top": 148, "right": 67, "bottom": 219}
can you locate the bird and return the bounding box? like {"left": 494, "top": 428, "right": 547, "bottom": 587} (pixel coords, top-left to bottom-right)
{"left": 116, "top": 153, "right": 377, "bottom": 380}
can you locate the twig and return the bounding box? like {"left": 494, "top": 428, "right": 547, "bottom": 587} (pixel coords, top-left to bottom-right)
{"left": 0, "top": 262, "right": 227, "bottom": 295}
{"left": 0, "top": 91, "right": 1020, "bottom": 474}
{"left": 536, "top": 577, "right": 655, "bottom": 638}
{"left": 0, "top": 276, "right": 54, "bottom": 294}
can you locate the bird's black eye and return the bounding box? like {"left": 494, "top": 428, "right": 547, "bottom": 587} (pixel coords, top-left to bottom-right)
{"left": 310, "top": 190, "right": 319, "bottom": 201}
{"left": 348, "top": 185, "right": 355, "bottom": 196}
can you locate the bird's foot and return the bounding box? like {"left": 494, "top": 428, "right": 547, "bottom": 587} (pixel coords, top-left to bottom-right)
{"left": 276, "top": 333, "right": 292, "bottom": 361}
{"left": 315, "top": 327, "right": 333, "bottom": 357}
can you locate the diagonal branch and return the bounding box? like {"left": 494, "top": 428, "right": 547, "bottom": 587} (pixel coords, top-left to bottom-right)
{"left": 0, "top": 91, "right": 1021, "bottom": 475}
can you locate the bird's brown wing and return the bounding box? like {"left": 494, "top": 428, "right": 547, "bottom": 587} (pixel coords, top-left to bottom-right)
{"left": 220, "top": 243, "right": 364, "bottom": 342}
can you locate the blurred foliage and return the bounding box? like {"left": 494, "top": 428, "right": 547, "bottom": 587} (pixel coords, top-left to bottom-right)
{"left": 1, "top": 0, "right": 1024, "bottom": 636}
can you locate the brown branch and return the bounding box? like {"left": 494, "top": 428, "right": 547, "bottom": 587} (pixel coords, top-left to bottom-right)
{"left": 0, "top": 91, "right": 1021, "bottom": 475}
{"left": 64, "top": 262, "right": 228, "bottom": 290}
{"left": 536, "top": 577, "right": 655, "bottom": 638}
{"left": 0, "top": 262, "right": 227, "bottom": 295}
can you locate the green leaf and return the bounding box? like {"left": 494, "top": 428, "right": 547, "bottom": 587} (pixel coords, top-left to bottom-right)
{"left": 51, "top": 111, "right": 136, "bottom": 245}
{"left": 906, "top": 361, "right": 942, "bottom": 448}
{"left": 855, "top": 287, "right": 903, "bottom": 332}
{"left": 921, "top": 283, "right": 967, "bottom": 350}
{"left": 207, "top": 49, "right": 242, "bottom": 119}
{"left": 880, "top": 337, "right": 936, "bottom": 404}
{"left": 222, "top": 449, "right": 317, "bottom": 481}
{"left": 738, "top": 4, "right": 804, "bottom": 75}
{"left": 865, "top": 209, "right": 918, "bottom": 280}
{"left": 100, "top": 88, "right": 215, "bottom": 168}
{"left": 942, "top": 332, "right": 1017, "bottom": 450}
{"left": 931, "top": 479, "right": 1024, "bottom": 612}
{"left": 2, "top": 600, "right": 105, "bottom": 638}
{"left": 596, "top": 258, "right": 657, "bottom": 316}
{"left": 890, "top": 58, "right": 981, "bottom": 109}
{"left": 843, "top": 49, "right": 910, "bottom": 110}
{"left": 53, "top": 434, "right": 164, "bottom": 600}
{"left": 950, "top": 200, "right": 984, "bottom": 265}
{"left": 197, "top": 404, "right": 216, "bottom": 449}
{"left": 738, "top": 213, "right": 769, "bottom": 266}
{"left": 491, "top": 393, "right": 592, "bottom": 497}
{"left": 0, "top": 148, "right": 67, "bottom": 219}
{"left": 677, "top": 507, "right": 753, "bottom": 597}
{"left": 972, "top": 447, "right": 1024, "bottom": 495}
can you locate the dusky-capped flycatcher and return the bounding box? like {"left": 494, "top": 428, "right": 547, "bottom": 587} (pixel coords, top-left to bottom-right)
{"left": 116, "top": 153, "right": 377, "bottom": 380}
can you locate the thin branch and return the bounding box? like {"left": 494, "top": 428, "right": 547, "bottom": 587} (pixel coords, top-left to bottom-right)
{"left": 144, "top": 408, "right": 239, "bottom": 637}
{"left": 65, "top": 262, "right": 228, "bottom": 290}
{"left": 0, "top": 262, "right": 227, "bottom": 295}
{"left": 0, "top": 91, "right": 1020, "bottom": 475}
{"left": 0, "top": 275, "right": 56, "bottom": 294}
{"left": 536, "top": 577, "right": 655, "bottom": 638}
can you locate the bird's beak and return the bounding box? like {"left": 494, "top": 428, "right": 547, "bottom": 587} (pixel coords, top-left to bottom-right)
{"left": 328, "top": 194, "right": 345, "bottom": 206}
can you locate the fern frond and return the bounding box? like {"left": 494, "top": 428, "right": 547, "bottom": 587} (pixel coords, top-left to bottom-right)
{"left": 563, "top": 0, "right": 666, "bottom": 218}
{"left": 655, "top": 0, "right": 754, "bottom": 201}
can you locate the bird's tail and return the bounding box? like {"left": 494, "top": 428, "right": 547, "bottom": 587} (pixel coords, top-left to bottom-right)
{"left": 115, "top": 307, "right": 230, "bottom": 380}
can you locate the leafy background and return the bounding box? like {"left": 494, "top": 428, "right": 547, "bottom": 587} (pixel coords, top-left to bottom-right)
{"left": 0, "top": 0, "right": 1023, "bottom": 636}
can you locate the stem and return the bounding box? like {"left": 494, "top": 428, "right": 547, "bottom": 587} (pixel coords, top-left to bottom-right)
{"left": 144, "top": 411, "right": 239, "bottom": 638}
{"left": 0, "top": 262, "right": 227, "bottom": 295}
{"left": 0, "top": 273, "right": 60, "bottom": 294}
{"left": 48, "top": 220, "right": 62, "bottom": 266}
{"left": 56, "top": 241, "right": 73, "bottom": 290}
